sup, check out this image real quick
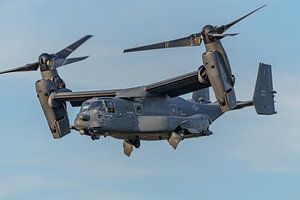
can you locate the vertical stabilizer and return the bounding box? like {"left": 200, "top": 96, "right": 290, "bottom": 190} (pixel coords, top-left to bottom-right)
{"left": 253, "top": 63, "right": 276, "bottom": 115}
{"left": 192, "top": 88, "right": 211, "bottom": 104}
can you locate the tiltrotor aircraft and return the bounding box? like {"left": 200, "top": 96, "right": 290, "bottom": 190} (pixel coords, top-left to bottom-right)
{"left": 0, "top": 5, "right": 276, "bottom": 156}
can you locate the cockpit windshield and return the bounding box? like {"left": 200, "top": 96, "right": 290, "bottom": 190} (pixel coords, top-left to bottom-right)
{"left": 81, "top": 102, "right": 90, "bottom": 112}
{"left": 81, "top": 99, "right": 115, "bottom": 113}
{"left": 90, "top": 101, "right": 104, "bottom": 111}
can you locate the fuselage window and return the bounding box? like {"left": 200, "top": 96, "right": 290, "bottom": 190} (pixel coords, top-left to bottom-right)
{"left": 170, "top": 104, "right": 177, "bottom": 116}
{"left": 134, "top": 103, "right": 143, "bottom": 115}
{"left": 104, "top": 100, "right": 115, "bottom": 113}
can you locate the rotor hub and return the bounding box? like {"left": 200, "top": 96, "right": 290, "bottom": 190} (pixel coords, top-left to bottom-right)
{"left": 39, "top": 53, "right": 53, "bottom": 71}
{"left": 202, "top": 25, "right": 218, "bottom": 44}
{"left": 202, "top": 25, "right": 215, "bottom": 35}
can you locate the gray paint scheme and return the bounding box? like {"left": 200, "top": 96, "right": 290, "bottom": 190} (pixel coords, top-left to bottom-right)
{"left": 192, "top": 88, "right": 210, "bottom": 104}
{"left": 71, "top": 62, "right": 275, "bottom": 157}
{"left": 0, "top": 6, "right": 276, "bottom": 157}
{"left": 253, "top": 63, "right": 277, "bottom": 115}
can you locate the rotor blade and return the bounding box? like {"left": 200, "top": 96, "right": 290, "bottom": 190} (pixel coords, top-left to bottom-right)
{"left": 123, "top": 33, "right": 202, "bottom": 53}
{"left": 55, "top": 35, "right": 93, "bottom": 58}
{"left": 0, "top": 62, "right": 39, "bottom": 75}
{"left": 207, "top": 33, "right": 239, "bottom": 39}
{"left": 51, "top": 56, "right": 90, "bottom": 69}
{"left": 217, "top": 5, "right": 266, "bottom": 33}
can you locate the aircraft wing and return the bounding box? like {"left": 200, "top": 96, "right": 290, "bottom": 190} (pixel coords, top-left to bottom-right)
{"left": 53, "top": 90, "right": 117, "bottom": 107}
{"left": 145, "top": 70, "right": 210, "bottom": 97}
{"left": 52, "top": 70, "right": 210, "bottom": 107}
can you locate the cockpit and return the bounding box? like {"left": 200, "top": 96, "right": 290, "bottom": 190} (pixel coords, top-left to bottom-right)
{"left": 81, "top": 99, "right": 115, "bottom": 113}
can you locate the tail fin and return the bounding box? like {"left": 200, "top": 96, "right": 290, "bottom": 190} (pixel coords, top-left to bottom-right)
{"left": 253, "top": 63, "right": 277, "bottom": 115}
{"left": 192, "top": 88, "right": 211, "bottom": 104}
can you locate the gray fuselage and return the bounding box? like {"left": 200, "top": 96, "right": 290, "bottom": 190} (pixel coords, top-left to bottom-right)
{"left": 74, "top": 96, "right": 223, "bottom": 141}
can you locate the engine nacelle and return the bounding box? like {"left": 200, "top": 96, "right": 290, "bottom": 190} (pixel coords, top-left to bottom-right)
{"left": 202, "top": 50, "right": 237, "bottom": 112}
{"left": 36, "top": 79, "right": 70, "bottom": 139}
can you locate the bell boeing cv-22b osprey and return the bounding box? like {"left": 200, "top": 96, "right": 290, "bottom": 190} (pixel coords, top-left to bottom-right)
{"left": 0, "top": 5, "right": 276, "bottom": 156}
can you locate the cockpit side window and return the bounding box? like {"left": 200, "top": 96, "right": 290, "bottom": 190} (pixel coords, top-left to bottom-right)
{"left": 90, "top": 101, "right": 104, "bottom": 111}
{"left": 134, "top": 103, "right": 143, "bottom": 115}
{"left": 104, "top": 100, "right": 115, "bottom": 113}
{"left": 81, "top": 100, "right": 115, "bottom": 113}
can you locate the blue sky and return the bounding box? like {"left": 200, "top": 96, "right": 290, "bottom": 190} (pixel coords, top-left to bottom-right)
{"left": 0, "top": 0, "right": 299, "bottom": 199}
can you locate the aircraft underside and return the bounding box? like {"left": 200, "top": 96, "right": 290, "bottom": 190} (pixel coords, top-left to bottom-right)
{"left": 80, "top": 129, "right": 213, "bottom": 157}
{"left": 109, "top": 131, "right": 212, "bottom": 141}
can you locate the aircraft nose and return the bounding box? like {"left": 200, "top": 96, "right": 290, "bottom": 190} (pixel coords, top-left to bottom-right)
{"left": 74, "top": 113, "right": 91, "bottom": 130}
{"left": 79, "top": 113, "right": 90, "bottom": 121}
